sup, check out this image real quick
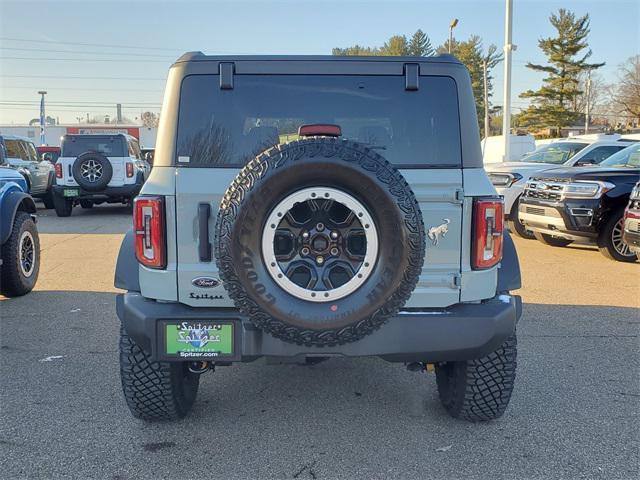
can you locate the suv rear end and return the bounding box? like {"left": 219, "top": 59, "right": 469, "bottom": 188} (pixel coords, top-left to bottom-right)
{"left": 115, "top": 54, "right": 522, "bottom": 422}
{"left": 52, "top": 134, "right": 148, "bottom": 216}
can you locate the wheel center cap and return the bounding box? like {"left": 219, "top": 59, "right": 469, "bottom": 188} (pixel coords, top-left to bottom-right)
{"left": 311, "top": 234, "right": 329, "bottom": 253}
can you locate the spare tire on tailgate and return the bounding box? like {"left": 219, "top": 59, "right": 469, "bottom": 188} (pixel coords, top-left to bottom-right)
{"left": 215, "top": 137, "right": 425, "bottom": 346}
{"left": 72, "top": 151, "right": 112, "bottom": 191}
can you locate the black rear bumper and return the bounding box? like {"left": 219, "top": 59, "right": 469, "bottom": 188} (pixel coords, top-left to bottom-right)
{"left": 52, "top": 174, "right": 143, "bottom": 201}
{"left": 116, "top": 292, "right": 522, "bottom": 363}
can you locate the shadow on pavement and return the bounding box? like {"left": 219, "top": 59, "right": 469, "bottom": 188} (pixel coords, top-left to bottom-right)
{"left": 2, "top": 292, "right": 638, "bottom": 479}
{"left": 35, "top": 203, "right": 132, "bottom": 235}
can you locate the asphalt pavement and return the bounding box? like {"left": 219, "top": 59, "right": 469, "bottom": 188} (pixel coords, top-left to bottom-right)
{"left": 1, "top": 203, "right": 639, "bottom": 480}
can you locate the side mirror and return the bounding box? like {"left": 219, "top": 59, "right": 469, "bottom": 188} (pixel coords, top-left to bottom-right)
{"left": 575, "top": 158, "right": 596, "bottom": 167}
{"left": 42, "top": 152, "right": 53, "bottom": 162}
{"left": 144, "top": 152, "right": 154, "bottom": 164}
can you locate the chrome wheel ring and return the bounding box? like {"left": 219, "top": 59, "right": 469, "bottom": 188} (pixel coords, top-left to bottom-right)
{"left": 18, "top": 230, "right": 36, "bottom": 278}
{"left": 262, "top": 187, "right": 378, "bottom": 302}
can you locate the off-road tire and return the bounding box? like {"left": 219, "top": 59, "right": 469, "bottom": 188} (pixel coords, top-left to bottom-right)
{"left": 72, "top": 151, "right": 113, "bottom": 192}
{"left": 79, "top": 200, "right": 94, "bottom": 209}
{"left": 119, "top": 326, "right": 200, "bottom": 421}
{"left": 533, "top": 232, "right": 573, "bottom": 247}
{"left": 597, "top": 210, "right": 638, "bottom": 262}
{"left": 0, "top": 212, "right": 40, "bottom": 297}
{"left": 215, "top": 137, "right": 425, "bottom": 347}
{"left": 52, "top": 193, "right": 73, "bottom": 217}
{"left": 508, "top": 198, "right": 534, "bottom": 239}
{"left": 435, "top": 334, "right": 517, "bottom": 422}
{"left": 42, "top": 190, "right": 55, "bottom": 210}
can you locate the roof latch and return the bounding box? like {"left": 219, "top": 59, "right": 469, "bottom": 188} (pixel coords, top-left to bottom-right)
{"left": 219, "top": 62, "right": 235, "bottom": 90}
{"left": 404, "top": 63, "right": 419, "bottom": 91}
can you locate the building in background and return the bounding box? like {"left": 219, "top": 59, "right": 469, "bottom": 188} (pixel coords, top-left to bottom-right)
{"left": 0, "top": 124, "right": 157, "bottom": 149}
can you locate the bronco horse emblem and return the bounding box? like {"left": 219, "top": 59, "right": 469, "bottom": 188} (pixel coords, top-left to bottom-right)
{"left": 427, "top": 219, "right": 450, "bottom": 246}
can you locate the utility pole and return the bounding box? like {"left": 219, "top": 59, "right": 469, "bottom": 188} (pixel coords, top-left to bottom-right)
{"left": 37, "top": 91, "right": 47, "bottom": 145}
{"left": 116, "top": 103, "right": 123, "bottom": 124}
{"left": 584, "top": 70, "right": 591, "bottom": 134}
{"left": 483, "top": 59, "right": 490, "bottom": 140}
{"left": 502, "top": 0, "right": 513, "bottom": 162}
{"left": 448, "top": 18, "right": 459, "bottom": 53}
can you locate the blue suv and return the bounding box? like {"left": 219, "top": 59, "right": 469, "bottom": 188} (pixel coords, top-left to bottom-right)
{"left": 0, "top": 149, "right": 40, "bottom": 296}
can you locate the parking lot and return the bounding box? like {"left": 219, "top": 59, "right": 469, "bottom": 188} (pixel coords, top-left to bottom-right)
{"left": 1, "top": 204, "right": 638, "bottom": 480}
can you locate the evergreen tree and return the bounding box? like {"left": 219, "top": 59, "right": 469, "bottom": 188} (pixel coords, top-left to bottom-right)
{"left": 518, "top": 9, "right": 604, "bottom": 133}
{"left": 408, "top": 29, "right": 434, "bottom": 57}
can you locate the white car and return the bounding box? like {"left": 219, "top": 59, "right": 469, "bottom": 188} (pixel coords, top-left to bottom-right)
{"left": 486, "top": 134, "right": 633, "bottom": 238}
{"left": 52, "top": 133, "right": 150, "bottom": 217}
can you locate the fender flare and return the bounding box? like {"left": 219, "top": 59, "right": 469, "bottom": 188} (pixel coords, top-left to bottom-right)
{"left": 114, "top": 228, "right": 140, "bottom": 292}
{"left": 497, "top": 230, "right": 522, "bottom": 292}
{"left": 0, "top": 190, "right": 37, "bottom": 245}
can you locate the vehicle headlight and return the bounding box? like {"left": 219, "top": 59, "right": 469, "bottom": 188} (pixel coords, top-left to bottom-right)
{"left": 562, "top": 181, "right": 614, "bottom": 199}
{"left": 488, "top": 172, "right": 523, "bottom": 188}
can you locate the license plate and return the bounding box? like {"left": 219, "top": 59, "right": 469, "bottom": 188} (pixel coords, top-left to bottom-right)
{"left": 163, "top": 321, "right": 235, "bottom": 359}
{"left": 63, "top": 188, "right": 79, "bottom": 197}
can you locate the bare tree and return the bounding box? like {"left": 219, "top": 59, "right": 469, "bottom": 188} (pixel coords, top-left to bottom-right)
{"left": 609, "top": 55, "right": 640, "bottom": 123}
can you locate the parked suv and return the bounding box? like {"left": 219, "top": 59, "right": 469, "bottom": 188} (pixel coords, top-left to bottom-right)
{"left": 0, "top": 163, "right": 40, "bottom": 297}
{"left": 487, "top": 134, "right": 632, "bottom": 239}
{"left": 519, "top": 142, "right": 640, "bottom": 262}
{"left": 0, "top": 134, "right": 55, "bottom": 209}
{"left": 114, "top": 53, "right": 522, "bottom": 422}
{"left": 52, "top": 134, "right": 149, "bottom": 216}
{"left": 622, "top": 181, "right": 640, "bottom": 255}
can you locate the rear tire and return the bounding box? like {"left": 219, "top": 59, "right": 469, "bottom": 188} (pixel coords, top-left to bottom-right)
{"left": 42, "top": 190, "right": 55, "bottom": 210}
{"left": 0, "top": 212, "right": 40, "bottom": 297}
{"left": 119, "top": 326, "right": 200, "bottom": 421}
{"left": 597, "top": 211, "right": 638, "bottom": 262}
{"left": 435, "top": 334, "right": 517, "bottom": 422}
{"left": 533, "top": 232, "right": 573, "bottom": 247}
{"left": 53, "top": 194, "right": 73, "bottom": 217}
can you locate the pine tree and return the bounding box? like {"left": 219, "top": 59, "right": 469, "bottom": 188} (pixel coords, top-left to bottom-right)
{"left": 518, "top": 9, "right": 604, "bottom": 133}
{"left": 408, "top": 29, "right": 434, "bottom": 57}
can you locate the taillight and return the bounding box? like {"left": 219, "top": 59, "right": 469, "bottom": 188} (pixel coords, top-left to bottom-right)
{"left": 134, "top": 196, "right": 166, "bottom": 269}
{"left": 472, "top": 198, "right": 504, "bottom": 270}
{"left": 126, "top": 162, "right": 134, "bottom": 177}
{"left": 54, "top": 163, "right": 62, "bottom": 178}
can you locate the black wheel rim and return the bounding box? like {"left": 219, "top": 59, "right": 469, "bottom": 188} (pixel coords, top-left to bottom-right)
{"left": 19, "top": 231, "right": 35, "bottom": 277}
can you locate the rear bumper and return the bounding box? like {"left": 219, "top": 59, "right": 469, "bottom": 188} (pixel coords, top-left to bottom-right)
{"left": 52, "top": 181, "right": 142, "bottom": 200}
{"left": 116, "top": 292, "right": 522, "bottom": 363}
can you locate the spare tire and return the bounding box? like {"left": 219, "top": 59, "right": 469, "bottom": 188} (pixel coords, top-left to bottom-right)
{"left": 72, "top": 151, "right": 112, "bottom": 192}
{"left": 215, "top": 137, "right": 425, "bottom": 347}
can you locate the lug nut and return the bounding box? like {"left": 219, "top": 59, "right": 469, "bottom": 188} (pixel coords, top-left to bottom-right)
{"left": 330, "top": 247, "right": 339, "bottom": 256}
{"left": 330, "top": 231, "right": 339, "bottom": 239}
{"left": 316, "top": 223, "right": 325, "bottom": 231}
{"left": 301, "top": 247, "right": 310, "bottom": 256}
{"left": 316, "top": 256, "right": 324, "bottom": 265}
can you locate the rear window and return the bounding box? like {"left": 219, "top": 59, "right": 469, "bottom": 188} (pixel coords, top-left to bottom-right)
{"left": 176, "top": 75, "right": 461, "bottom": 168}
{"left": 62, "top": 135, "right": 126, "bottom": 157}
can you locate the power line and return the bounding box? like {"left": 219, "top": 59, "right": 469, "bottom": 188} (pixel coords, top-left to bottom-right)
{"left": 0, "top": 74, "right": 165, "bottom": 80}
{"left": 0, "top": 56, "right": 169, "bottom": 63}
{"left": 1, "top": 85, "right": 164, "bottom": 93}
{"left": 0, "top": 46, "right": 176, "bottom": 59}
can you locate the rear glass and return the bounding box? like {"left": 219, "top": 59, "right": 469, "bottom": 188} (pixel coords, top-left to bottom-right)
{"left": 62, "top": 135, "right": 126, "bottom": 157}
{"left": 176, "top": 75, "right": 461, "bottom": 168}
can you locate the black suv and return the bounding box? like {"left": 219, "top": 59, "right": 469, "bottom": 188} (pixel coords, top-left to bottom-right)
{"left": 519, "top": 143, "right": 640, "bottom": 262}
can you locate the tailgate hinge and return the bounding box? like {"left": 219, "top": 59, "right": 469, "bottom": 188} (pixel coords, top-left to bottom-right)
{"left": 454, "top": 189, "right": 464, "bottom": 203}
{"left": 452, "top": 274, "right": 461, "bottom": 289}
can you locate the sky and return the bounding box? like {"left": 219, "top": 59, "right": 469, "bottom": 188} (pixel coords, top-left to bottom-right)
{"left": 0, "top": 0, "right": 638, "bottom": 124}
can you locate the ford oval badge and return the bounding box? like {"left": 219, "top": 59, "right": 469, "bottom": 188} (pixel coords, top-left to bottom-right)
{"left": 191, "top": 277, "right": 220, "bottom": 288}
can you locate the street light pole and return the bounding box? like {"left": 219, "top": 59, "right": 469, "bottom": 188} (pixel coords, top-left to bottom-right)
{"left": 448, "top": 18, "right": 459, "bottom": 53}
{"left": 38, "top": 90, "right": 47, "bottom": 146}
{"left": 483, "top": 59, "right": 490, "bottom": 140}
{"left": 502, "top": 0, "right": 513, "bottom": 162}
{"left": 584, "top": 70, "right": 591, "bottom": 134}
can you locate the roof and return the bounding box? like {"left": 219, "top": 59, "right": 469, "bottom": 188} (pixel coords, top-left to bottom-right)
{"left": 174, "top": 52, "right": 462, "bottom": 65}
{"left": 0, "top": 133, "right": 36, "bottom": 143}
